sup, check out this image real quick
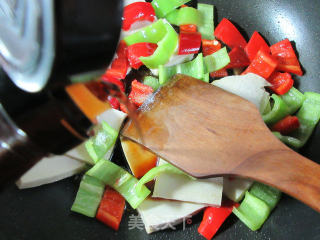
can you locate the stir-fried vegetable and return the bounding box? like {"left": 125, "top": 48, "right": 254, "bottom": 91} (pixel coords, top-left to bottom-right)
{"left": 85, "top": 121, "right": 118, "bottom": 163}
{"left": 86, "top": 160, "right": 150, "bottom": 209}
{"left": 71, "top": 175, "right": 105, "bottom": 217}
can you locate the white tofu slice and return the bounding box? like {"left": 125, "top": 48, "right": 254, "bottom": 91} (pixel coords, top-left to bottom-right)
{"left": 223, "top": 177, "right": 253, "bottom": 202}
{"left": 152, "top": 159, "right": 223, "bottom": 206}
{"left": 16, "top": 155, "right": 86, "bottom": 189}
{"left": 137, "top": 198, "right": 205, "bottom": 234}
{"left": 67, "top": 109, "right": 127, "bottom": 164}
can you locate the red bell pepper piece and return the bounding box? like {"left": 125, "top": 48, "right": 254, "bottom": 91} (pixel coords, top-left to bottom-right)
{"left": 226, "top": 47, "right": 250, "bottom": 69}
{"left": 198, "top": 200, "right": 239, "bottom": 240}
{"left": 96, "top": 187, "right": 125, "bottom": 231}
{"left": 267, "top": 72, "right": 294, "bottom": 95}
{"left": 122, "top": 2, "right": 156, "bottom": 31}
{"left": 101, "top": 75, "right": 125, "bottom": 92}
{"left": 128, "top": 80, "right": 154, "bottom": 107}
{"left": 270, "top": 39, "right": 303, "bottom": 76}
{"left": 202, "top": 39, "right": 222, "bottom": 57}
{"left": 127, "top": 43, "right": 158, "bottom": 69}
{"left": 210, "top": 68, "right": 228, "bottom": 78}
{"left": 271, "top": 115, "right": 300, "bottom": 135}
{"left": 245, "top": 31, "right": 270, "bottom": 62}
{"left": 105, "top": 41, "right": 129, "bottom": 79}
{"left": 180, "top": 24, "right": 197, "bottom": 33}
{"left": 242, "top": 49, "right": 278, "bottom": 79}
{"left": 178, "top": 31, "right": 202, "bottom": 55}
{"left": 101, "top": 74, "right": 125, "bottom": 109}
{"left": 107, "top": 96, "right": 120, "bottom": 109}
{"left": 214, "top": 18, "right": 247, "bottom": 49}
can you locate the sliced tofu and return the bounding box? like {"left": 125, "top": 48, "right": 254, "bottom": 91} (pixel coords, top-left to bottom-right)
{"left": 16, "top": 155, "right": 86, "bottom": 189}
{"left": 138, "top": 198, "right": 205, "bottom": 234}
{"left": 96, "top": 108, "right": 127, "bottom": 129}
{"left": 223, "top": 177, "right": 253, "bottom": 202}
{"left": 67, "top": 109, "right": 127, "bottom": 164}
{"left": 152, "top": 159, "right": 223, "bottom": 206}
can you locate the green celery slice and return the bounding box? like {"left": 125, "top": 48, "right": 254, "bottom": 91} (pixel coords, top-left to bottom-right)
{"left": 273, "top": 91, "right": 320, "bottom": 149}
{"left": 233, "top": 191, "right": 271, "bottom": 231}
{"left": 262, "top": 94, "right": 290, "bottom": 125}
{"left": 280, "top": 87, "right": 306, "bottom": 114}
{"left": 197, "top": 3, "right": 215, "bottom": 40}
{"left": 151, "top": 0, "right": 191, "bottom": 18}
{"left": 166, "top": 7, "right": 200, "bottom": 26}
{"left": 86, "top": 160, "right": 150, "bottom": 209}
{"left": 140, "top": 20, "right": 179, "bottom": 69}
{"left": 124, "top": 20, "right": 167, "bottom": 46}
{"left": 159, "top": 53, "right": 204, "bottom": 85}
{"left": 85, "top": 121, "right": 118, "bottom": 163}
{"left": 203, "top": 47, "right": 230, "bottom": 73}
{"left": 143, "top": 76, "right": 160, "bottom": 91}
{"left": 202, "top": 72, "right": 210, "bottom": 83}
{"left": 249, "top": 182, "right": 281, "bottom": 210}
{"left": 71, "top": 175, "right": 105, "bottom": 217}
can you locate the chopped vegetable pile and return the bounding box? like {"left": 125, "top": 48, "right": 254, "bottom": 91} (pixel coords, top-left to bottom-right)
{"left": 17, "top": 0, "right": 320, "bottom": 239}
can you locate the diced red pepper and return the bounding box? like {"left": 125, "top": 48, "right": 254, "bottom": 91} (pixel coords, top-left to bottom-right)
{"left": 122, "top": 2, "right": 156, "bottom": 31}
{"left": 210, "top": 68, "right": 228, "bottom": 78}
{"left": 105, "top": 41, "right": 129, "bottom": 79}
{"left": 96, "top": 187, "right": 125, "bottom": 231}
{"left": 271, "top": 115, "right": 300, "bottom": 135}
{"left": 198, "top": 200, "right": 239, "bottom": 240}
{"left": 242, "top": 49, "right": 278, "bottom": 79}
{"left": 270, "top": 39, "right": 303, "bottom": 76}
{"left": 214, "top": 18, "right": 247, "bottom": 49}
{"left": 178, "top": 31, "right": 202, "bottom": 55}
{"left": 127, "top": 43, "right": 158, "bottom": 69}
{"left": 245, "top": 31, "right": 270, "bottom": 62}
{"left": 267, "top": 72, "right": 294, "bottom": 95}
{"left": 128, "top": 80, "right": 154, "bottom": 107}
{"left": 180, "top": 24, "right": 197, "bottom": 33}
{"left": 101, "top": 75, "right": 125, "bottom": 92}
{"left": 226, "top": 47, "right": 250, "bottom": 69}
{"left": 107, "top": 96, "right": 120, "bottom": 109}
{"left": 202, "top": 39, "right": 222, "bottom": 57}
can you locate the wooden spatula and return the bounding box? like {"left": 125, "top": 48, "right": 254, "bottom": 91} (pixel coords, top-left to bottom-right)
{"left": 122, "top": 74, "right": 320, "bottom": 212}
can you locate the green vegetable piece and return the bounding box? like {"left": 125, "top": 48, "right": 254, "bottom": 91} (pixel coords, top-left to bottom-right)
{"left": 135, "top": 163, "right": 194, "bottom": 196}
{"left": 233, "top": 191, "right": 271, "bottom": 231}
{"left": 262, "top": 94, "right": 290, "bottom": 125}
{"left": 140, "top": 20, "right": 179, "bottom": 69}
{"left": 203, "top": 47, "right": 230, "bottom": 73}
{"left": 85, "top": 121, "right": 118, "bottom": 163}
{"left": 280, "top": 87, "right": 306, "bottom": 114}
{"left": 151, "top": 0, "right": 191, "bottom": 18}
{"left": 124, "top": 20, "right": 167, "bottom": 46}
{"left": 197, "top": 3, "right": 215, "bottom": 40}
{"left": 71, "top": 175, "right": 105, "bottom": 217}
{"left": 202, "top": 72, "right": 210, "bottom": 83}
{"left": 86, "top": 160, "right": 150, "bottom": 209}
{"left": 250, "top": 182, "right": 281, "bottom": 210}
{"left": 273, "top": 91, "right": 320, "bottom": 149}
{"left": 159, "top": 53, "right": 205, "bottom": 85}
{"left": 166, "top": 7, "right": 200, "bottom": 26}
{"left": 143, "top": 76, "right": 160, "bottom": 91}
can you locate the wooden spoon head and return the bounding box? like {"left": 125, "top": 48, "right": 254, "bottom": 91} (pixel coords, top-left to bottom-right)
{"left": 122, "top": 74, "right": 285, "bottom": 178}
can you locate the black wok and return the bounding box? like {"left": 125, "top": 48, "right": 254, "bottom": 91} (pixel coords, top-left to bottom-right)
{"left": 1, "top": 0, "right": 320, "bottom": 239}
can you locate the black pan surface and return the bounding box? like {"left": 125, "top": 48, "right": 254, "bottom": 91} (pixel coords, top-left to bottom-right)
{"left": 1, "top": 0, "right": 320, "bottom": 239}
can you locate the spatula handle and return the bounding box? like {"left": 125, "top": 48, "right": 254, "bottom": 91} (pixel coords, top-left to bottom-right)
{"left": 232, "top": 148, "right": 320, "bottom": 212}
